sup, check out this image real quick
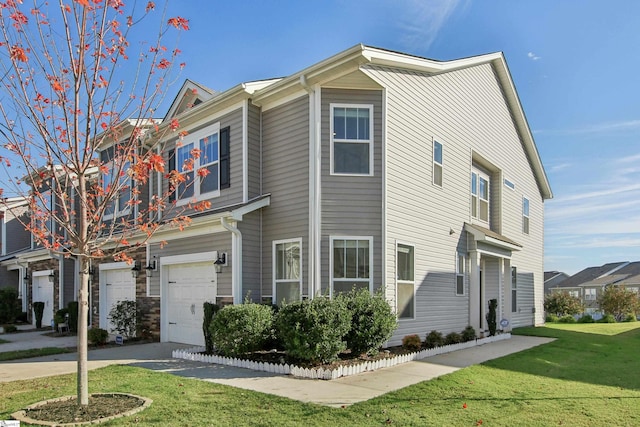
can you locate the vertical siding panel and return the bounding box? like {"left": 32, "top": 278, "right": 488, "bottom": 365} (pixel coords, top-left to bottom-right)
{"left": 247, "top": 104, "right": 262, "bottom": 199}
{"left": 239, "top": 210, "right": 261, "bottom": 302}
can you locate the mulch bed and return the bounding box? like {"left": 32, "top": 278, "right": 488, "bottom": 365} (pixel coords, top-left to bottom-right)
{"left": 23, "top": 394, "right": 145, "bottom": 424}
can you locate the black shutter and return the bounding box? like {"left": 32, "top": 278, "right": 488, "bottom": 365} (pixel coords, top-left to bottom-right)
{"left": 167, "top": 148, "right": 176, "bottom": 202}
{"left": 220, "top": 126, "right": 230, "bottom": 189}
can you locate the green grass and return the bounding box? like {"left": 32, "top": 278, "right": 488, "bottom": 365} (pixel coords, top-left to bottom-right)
{"left": 0, "top": 347, "right": 72, "bottom": 361}
{"left": 0, "top": 338, "right": 9, "bottom": 344}
{"left": 1, "top": 324, "right": 639, "bottom": 426}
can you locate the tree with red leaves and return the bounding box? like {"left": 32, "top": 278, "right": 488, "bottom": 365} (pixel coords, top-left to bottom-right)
{"left": 0, "top": 0, "right": 190, "bottom": 405}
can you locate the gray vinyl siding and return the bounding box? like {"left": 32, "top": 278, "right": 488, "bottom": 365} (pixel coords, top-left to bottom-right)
{"left": 511, "top": 271, "right": 535, "bottom": 327}
{"left": 362, "top": 62, "right": 546, "bottom": 342}
{"left": 261, "top": 95, "right": 309, "bottom": 299}
{"left": 247, "top": 103, "right": 262, "bottom": 199}
{"left": 239, "top": 210, "right": 261, "bottom": 302}
{"left": 320, "top": 88, "right": 384, "bottom": 295}
{"left": 162, "top": 107, "right": 244, "bottom": 218}
{"left": 5, "top": 207, "right": 30, "bottom": 254}
{"left": 62, "top": 257, "right": 76, "bottom": 305}
{"left": 148, "top": 233, "right": 232, "bottom": 297}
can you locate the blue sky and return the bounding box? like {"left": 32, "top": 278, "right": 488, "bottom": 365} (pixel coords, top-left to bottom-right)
{"left": 164, "top": 0, "right": 639, "bottom": 275}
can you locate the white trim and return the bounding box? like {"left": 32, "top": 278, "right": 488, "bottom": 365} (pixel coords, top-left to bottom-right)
{"left": 456, "top": 252, "right": 466, "bottom": 296}
{"left": 395, "top": 241, "right": 416, "bottom": 321}
{"left": 242, "top": 99, "right": 249, "bottom": 203}
{"left": 381, "top": 87, "right": 388, "bottom": 304}
{"left": 330, "top": 103, "right": 374, "bottom": 176}
{"left": 272, "top": 238, "right": 303, "bottom": 304}
{"left": 329, "top": 236, "right": 374, "bottom": 297}
{"left": 98, "top": 262, "right": 136, "bottom": 331}
{"left": 433, "top": 139, "right": 443, "bottom": 187}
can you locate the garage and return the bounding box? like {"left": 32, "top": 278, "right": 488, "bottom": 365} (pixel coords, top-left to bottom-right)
{"left": 100, "top": 267, "right": 136, "bottom": 334}
{"left": 32, "top": 273, "right": 54, "bottom": 328}
{"left": 164, "top": 259, "right": 217, "bottom": 346}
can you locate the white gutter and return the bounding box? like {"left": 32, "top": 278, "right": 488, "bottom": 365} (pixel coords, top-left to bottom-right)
{"left": 221, "top": 217, "right": 242, "bottom": 304}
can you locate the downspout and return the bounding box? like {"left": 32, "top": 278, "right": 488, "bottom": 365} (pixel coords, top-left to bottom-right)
{"left": 221, "top": 216, "right": 242, "bottom": 304}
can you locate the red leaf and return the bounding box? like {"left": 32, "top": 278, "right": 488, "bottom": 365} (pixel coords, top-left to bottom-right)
{"left": 463, "top": 403, "right": 467, "bottom": 409}
{"left": 169, "top": 118, "right": 179, "bottom": 131}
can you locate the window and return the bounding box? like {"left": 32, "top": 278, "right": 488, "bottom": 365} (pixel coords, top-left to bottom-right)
{"left": 456, "top": 253, "right": 465, "bottom": 296}
{"left": 172, "top": 123, "right": 230, "bottom": 203}
{"left": 331, "top": 237, "right": 372, "bottom": 295}
{"left": 626, "top": 286, "right": 639, "bottom": 294}
{"left": 101, "top": 146, "right": 132, "bottom": 219}
{"left": 522, "top": 197, "right": 530, "bottom": 234}
{"left": 568, "top": 290, "right": 580, "bottom": 298}
{"left": 433, "top": 140, "right": 443, "bottom": 186}
{"left": 504, "top": 178, "right": 515, "bottom": 190}
{"left": 32, "top": 189, "right": 52, "bottom": 247}
{"left": 511, "top": 266, "right": 517, "bottom": 313}
{"left": 273, "top": 239, "right": 302, "bottom": 305}
{"left": 471, "top": 169, "right": 490, "bottom": 222}
{"left": 585, "top": 288, "right": 596, "bottom": 300}
{"left": 396, "top": 243, "right": 415, "bottom": 319}
{"left": 331, "top": 104, "right": 373, "bottom": 175}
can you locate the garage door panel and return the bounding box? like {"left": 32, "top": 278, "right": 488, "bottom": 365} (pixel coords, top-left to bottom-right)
{"left": 102, "top": 268, "right": 136, "bottom": 333}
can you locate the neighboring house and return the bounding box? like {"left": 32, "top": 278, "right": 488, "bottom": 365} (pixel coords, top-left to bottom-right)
{"left": 544, "top": 271, "right": 569, "bottom": 295}
{"left": 3, "top": 45, "right": 551, "bottom": 346}
{"left": 549, "top": 261, "right": 640, "bottom": 314}
{"left": 0, "top": 197, "right": 31, "bottom": 313}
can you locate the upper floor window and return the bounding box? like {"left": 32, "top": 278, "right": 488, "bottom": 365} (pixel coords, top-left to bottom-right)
{"left": 522, "top": 197, "right": 530, "bottom": 234}
{"left": 330, "top": 104, "right": 373, "bottom": 176}
{"left": 471, "top": 168, "right": 490, "bottom": 223}
{"left": 433, "top": 140, "right": 443, "bottom": 187}
{"left": 101, "top": 145, "right": 132, "bottom": 220}
{"left": 396, "top": 243, "right": 415, "bottom": 319}
{"left": 331, "top": 236, "right": 372, "bottom": 295}
{"left": 32, "top": 189, "right": 52, "bottom": 247}
{"left": 273, "top": 239, "right": 302, "bottom": 305}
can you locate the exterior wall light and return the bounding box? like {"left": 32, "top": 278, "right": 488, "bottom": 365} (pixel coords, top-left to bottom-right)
{"left": 214, "top": 252, "right": 226, "bottom": 273}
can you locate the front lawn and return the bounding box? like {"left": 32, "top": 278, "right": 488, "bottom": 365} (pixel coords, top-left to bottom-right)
{"left": 0, "top": 347, "right": 72, "bottom": 362}
{"left": 1, "top": 323, "right": 639, "bottom": 426}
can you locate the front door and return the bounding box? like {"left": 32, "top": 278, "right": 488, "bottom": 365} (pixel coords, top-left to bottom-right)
{"left": 32, "top": 274, "right": 54, "bottom": 328}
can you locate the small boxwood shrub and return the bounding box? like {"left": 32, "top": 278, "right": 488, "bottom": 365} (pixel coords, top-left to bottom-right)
{"left": 342, "top": 288, "right": 397, "bottom": 356}
{"left": 445, "top": 331, "right": 462, "bottom": 345}
{"left": 275, "top": 297, "right": 351, "bottom": 363}
{"left": 88, "top": 327, "right": 109, "bottom": 345}
{"left": 424, "top": 330, "right": 444, "bottom": 349}
{"left": 461, "top": 326, "right": 476, "bottom": 342}
{"left": 209, "top": 303, "right": 273, "bottom": 357}
{"left": 401, "top": 334, "right": 421, "bottom": 351}
{"left": 558, "top": 314, "right": 576, "bottom": 323}
{"left": 33, "top": 301, "right": 45, "bottom": 328}
{"left": 623, "top": 314, "right": 638, "bottom": 322}
{"left": 3, "top": 324, "right": 17, "bottom": 333}
{"left": 577, "top": 314, "right": 594, "bottom": 323}
{"left": 54, "top": 308, "right": 69, "bottom": 331}
{"left": 597, "top": 314, "right": 616, "bottom": 323}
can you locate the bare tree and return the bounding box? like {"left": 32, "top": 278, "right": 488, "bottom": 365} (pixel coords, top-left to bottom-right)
{"left": 0, "top": 0, "right": 194, "bottom": 405}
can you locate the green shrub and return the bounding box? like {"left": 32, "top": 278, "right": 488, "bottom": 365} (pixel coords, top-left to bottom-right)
{"left": 33, "top": 301, "right": 45, "bottom": 328}
{"left": 623, "top": 314, "right": 637, "bottom": 322}
{"left": 445, "top": 331, "right": 462, "bottom": 345}
{"left": 202, "top": 302, "right": 220, "bottom": 354}
{"left": 544, "top": 291, "right": 584, "bottom": 317}
{"left": 108, "top": 300, "right": 141, "bottom": 338}
{"left": 545, "top": 314, "right": 559, "bottom": 323}
{"left": 210, "top": 303, "right": 273, "bottom": 357}
{"left": 342, "top": 288, "right": 397, "bottom": 356}
{"left": 424, "top": 330, "right": 444, "bottom": 349}
{"left": 87, "top": 327, "right": 109, "bottom": 345}
{"left": 401, "top": 334, "right": 422, "bottom": 351}
{"left": 0, "top": 288, "right": 20, "bottom": 324}
{"left": 275, "top": 297, "right": 351, "bottom": 363}
{"left": 461, "top": 326, "right": 476, "bottom": 342}
{"left": 598, "top": 314, "right": 616, "bottom": 323}
{"left": 486, "top": 299, "right": 498, "bottom": 336}
{"left": 54, "top": 308, "right": 69, "bottom": 331}
{"left": 577, "top": 314, "right": 595, "bottom": 323}
{"left": 558, "top": 314, "right": 577, "bottom": 323}
{"left": 67, "top": 301, "right": 78, "bottom": 333}
{"left": 3, "top": 324, "right": 17, "bottom": 333}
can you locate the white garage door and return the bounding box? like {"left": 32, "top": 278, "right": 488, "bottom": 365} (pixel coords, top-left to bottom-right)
{"left": 32, "top": 274, "right": 54, "bottom": 328}
{"left": 166, "top": 261, "right": 217, "bottom": 346}
{"left": 101, "top": 268, "right": 136, "bottom": 334}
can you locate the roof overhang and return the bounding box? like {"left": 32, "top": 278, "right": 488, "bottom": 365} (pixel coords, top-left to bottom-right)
{"left": 465, "top": 222, "right": 523, "bottom": 253}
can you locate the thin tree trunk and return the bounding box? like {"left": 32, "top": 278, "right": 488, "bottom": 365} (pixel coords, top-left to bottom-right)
{"left": 77, "top": 177, "right": 89, "bottom": 406}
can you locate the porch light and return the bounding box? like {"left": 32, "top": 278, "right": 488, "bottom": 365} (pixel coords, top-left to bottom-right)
{"left": 48, "top": 272, "right": 55, "bottom": 283}
{"left": 131, "top": 261, "right": 141, "bottom": 278}
{"left": 145, "top": 257, "right": 157, "bottom": 277}
{"left": 23, "top": 273, "right": 30, "bottom": 281}
{"left": 214, "top": 252, "right": 226, "bottom": 273}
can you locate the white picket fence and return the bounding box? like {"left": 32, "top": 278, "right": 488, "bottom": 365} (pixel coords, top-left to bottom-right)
{"left": 172, "top": 333, "right": 511, "bottom": 380}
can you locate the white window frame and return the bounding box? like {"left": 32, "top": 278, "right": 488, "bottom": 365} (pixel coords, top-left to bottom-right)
{"left": 330, "top": 103, "right": 374, "bottom": 176}
{"left": 584, "top": 288, "right": 596, "bottom": 301}
{"left": 102, "top": 157, "right": 132, "bottom": 221}
{"left": 456, "top": 252, "right": 466, "bottom": 296}
{"left": 433, "top": 140, "right": 443, "bottom": 187}
{"left": 176, "top": 122, "right": 221, "bottom": 205}
{"left": 396, "top": 242, "right": 416, "bottom": 320}
{"left": 31, "top": 189, "right": 53, "bottom": 248}
{"left": 522, "top": 196, "right": 530, "bottom": 234}
{"left": 272, "top": 238, "right": 303, "bottom": 305}
{"left": 511, "top": 266, "right": 517, "bottom": 313}
{"left": 329, "top": 236, "right": 373, "bottom": 297}
{"left": 471, "top": 167, "right": 490, "bottom": 223}
{"left": 504, "top": 178, "right": 515, "bottom": 190}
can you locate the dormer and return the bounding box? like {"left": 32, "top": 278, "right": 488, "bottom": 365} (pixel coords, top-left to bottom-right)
{"left": 164, "top": 79, "right": 216, "bottom": 120}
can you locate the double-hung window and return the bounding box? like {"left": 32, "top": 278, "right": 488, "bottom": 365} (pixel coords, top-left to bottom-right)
{"left": 331, "top": 237, "right": 372, "bottom": 295}
{"left": 433, "top": 140, "right": 443, "bottom": 187}
{"left": 471, "top": 168, "right": 490, "bottom": 222}
{"left": 396, "top": 243, "right": 415, "bottom": 319}
{"left": 101, "top": 146, "right": 131, "bottom": 220}
{"left": 273, "top": 239, "right": 302, "bottom": 305}
{"left": 511, "top": 266, "right": 517, "bottom": 312}
{"left": 331, "top": 104, "right": 373, "bottom": 175}
{"left": 584, "top": 288, "right": 596, "bottom": 301}
{"left": 522, "top": 197, "right": 530, "bottom": 234}
{"left": 456, "top": 253, "right": 466, "bottom": 296}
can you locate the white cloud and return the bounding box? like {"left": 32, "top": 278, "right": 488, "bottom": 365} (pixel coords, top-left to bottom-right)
{"left": 527, "top": 52, "right": 541, "bottom": 60}
{"left": 616, "top": 153, "right": 640, "bottom": 164}
{"left": 549, "top": 162, "right": 571, "bottom": 172}
{"left": 536, "top": 119, "right": 640, "bottom": 135}
{"left": 551, "top": 183, "right": 640, "bottom": 203}
{"left": 396, "top": 0, "right": 469, "bottom": 51}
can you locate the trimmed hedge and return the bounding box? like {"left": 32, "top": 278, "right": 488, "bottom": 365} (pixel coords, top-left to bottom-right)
{"left": 209, "top": 303, "right": 273, "bottom": 357}
{"left": 342, "top": 288, "right": 397, "bottom": 356}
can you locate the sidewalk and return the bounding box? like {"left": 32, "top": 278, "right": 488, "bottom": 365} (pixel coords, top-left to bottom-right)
{"left": 0, "top": 335, "right": 554, "bottom": 407}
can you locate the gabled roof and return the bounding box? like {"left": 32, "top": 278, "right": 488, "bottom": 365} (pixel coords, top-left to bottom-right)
{"left": 545, "top": 271, "right": 568, "bottom": 282}
{"left": 163, "top": 79, "right": 216, "bottom": 121}
{"left": 250, "top": 44, "right": 552, "bottom": 200}
{"left": 554, "top": 262, "right": 630, "bottom": 288}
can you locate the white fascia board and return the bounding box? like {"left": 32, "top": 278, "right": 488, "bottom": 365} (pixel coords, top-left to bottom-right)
{"left": 230, "top": 195, "right": 271, "bottom": 221}
{"left": 363, "top": 47, "right": 503, "bottom": 73}
{"left": 16, "top": 248, "right": 53, "bottom": 262}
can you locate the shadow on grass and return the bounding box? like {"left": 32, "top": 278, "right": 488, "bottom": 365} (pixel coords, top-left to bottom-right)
{"left": 485, "top": 324, "right": 640, "bottom": 390}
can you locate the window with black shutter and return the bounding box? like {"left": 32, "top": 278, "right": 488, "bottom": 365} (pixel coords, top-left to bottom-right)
{"left": 220, "top": 126, "right": 230, "bottom": 189}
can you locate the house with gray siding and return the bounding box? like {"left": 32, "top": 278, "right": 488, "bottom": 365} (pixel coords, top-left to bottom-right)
{"left": 91, "top": 44, "right": 552, "bottom": 346}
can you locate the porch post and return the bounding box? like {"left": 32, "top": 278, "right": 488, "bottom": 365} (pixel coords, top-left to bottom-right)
{"left": 469, "top": 250, "right": 481, "bottom": 332}
{"left": 503, "top": 258, "right": 512, "bottom": 331}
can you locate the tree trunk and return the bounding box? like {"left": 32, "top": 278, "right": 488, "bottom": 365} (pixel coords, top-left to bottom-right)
{"left": 77, "top": 176, "right": 90, "bottom": 406}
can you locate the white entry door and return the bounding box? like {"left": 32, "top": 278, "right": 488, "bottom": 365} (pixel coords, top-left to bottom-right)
{"left": 101, "top": 268, "right": 136, "bottom": 334}
{"left": 32, "top": 274, "right": 54, "bottom": 328}
{"left": 165, "top": 261, "right": 216, "bottom": 346}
